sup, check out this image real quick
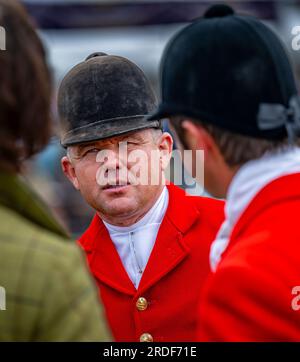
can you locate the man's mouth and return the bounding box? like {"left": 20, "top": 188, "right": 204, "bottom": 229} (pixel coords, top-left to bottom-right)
{"left": 102, "top": 182, "right": 131, "bottom": 191}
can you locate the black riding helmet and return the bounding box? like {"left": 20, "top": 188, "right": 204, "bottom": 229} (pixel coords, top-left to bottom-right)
{"left": 58, "top": 52, "right": 161, "bottom": 148}
{"left": 149, "top": 4, "right": 300, "bottom": 141}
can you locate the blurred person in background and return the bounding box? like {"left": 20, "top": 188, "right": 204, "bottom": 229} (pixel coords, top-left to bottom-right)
{"left": 150, "top": 4, "right": 300, "bottom": 341}
{"left": 0, "top": 0, "right": 110, "bottom": 341}
{"left": 58, "top": 52, "right": 224, "bottom": 342}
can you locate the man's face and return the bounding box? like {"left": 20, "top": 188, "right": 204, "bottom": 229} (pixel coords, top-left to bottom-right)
{"left": 61, "top": 129, "right": 173, "bottom": 225}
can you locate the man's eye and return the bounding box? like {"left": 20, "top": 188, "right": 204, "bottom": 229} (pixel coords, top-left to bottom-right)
{"left": 84, "top": 148, "right": 99, "bottom": 155}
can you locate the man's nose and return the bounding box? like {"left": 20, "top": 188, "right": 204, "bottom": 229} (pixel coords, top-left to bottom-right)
{"left": 104, "top": 150, "right": 120, "bottom": 171}
{"left": 98, "top": 145, "right": 128, "bottom": 172}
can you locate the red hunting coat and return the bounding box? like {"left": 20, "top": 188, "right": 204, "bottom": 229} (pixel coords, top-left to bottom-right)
{"left": 198, "top": 174, "right": 300, "bottom": 341}
{"left": 79, "top": 183, "right": 224, "bottom": 342}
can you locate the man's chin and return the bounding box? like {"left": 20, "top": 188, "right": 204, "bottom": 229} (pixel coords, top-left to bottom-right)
{"left": 98, "top": 197, "right": 138, "bottom": 217}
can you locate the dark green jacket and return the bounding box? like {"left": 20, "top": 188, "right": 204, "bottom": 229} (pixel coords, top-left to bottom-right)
{"left": 0, "top": 173, "right": 111, "bottom": 341}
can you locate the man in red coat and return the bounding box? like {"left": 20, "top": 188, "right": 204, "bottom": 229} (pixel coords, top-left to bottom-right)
{"left": 57, "top": 52, "right": 224, "bottom": 341}
{"left": 149, "top": 4, "right": 300, "bottom": 341}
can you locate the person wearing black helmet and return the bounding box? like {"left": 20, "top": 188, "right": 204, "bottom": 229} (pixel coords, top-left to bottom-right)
{"left": 149, "top": 4, "right": 300, "bottom": 341}
{"left": 57, "top": 53, "right": 224, "bottom": 341}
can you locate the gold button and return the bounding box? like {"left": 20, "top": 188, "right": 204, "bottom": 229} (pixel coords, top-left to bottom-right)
{"left": 136, "top": 297, "right": 148, "bottom": 311}
{"left": 140, "top": 333, "right": 153, "bottom": 342}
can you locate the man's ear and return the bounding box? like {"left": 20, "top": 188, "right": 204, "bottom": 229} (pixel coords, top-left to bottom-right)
{"left": 61, "top": 156, "right": 80, "bottom": 190}
{"left": 158, "top": 132, "right": 173, "bottom": 171}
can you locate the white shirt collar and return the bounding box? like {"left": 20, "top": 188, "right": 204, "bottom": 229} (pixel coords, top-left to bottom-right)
{"left": 210, "top": 147, "right": 300, "bottom": 272}
{"left": 103, "top": 186, "right": 169, "bottom": 288}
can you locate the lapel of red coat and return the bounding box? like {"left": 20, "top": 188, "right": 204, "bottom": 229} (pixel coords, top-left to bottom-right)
{"left": 137, "top": 183, "right": 200, "bottom": 294}
{"left": 78, "top": 183, "right": 200, "bottom": 295}
{"left": 78, "top": 215, "right": 136, "bottom": 296}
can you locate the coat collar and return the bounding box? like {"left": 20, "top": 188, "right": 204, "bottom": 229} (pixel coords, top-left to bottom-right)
{"left": 230, "top": 173, "right": 300, "bottom": 243}
{"left": 0, "top": 172, "right": 68, "bottom": 238}
{"left": 79, "top": 183, "right": 200, "bottom": 295}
